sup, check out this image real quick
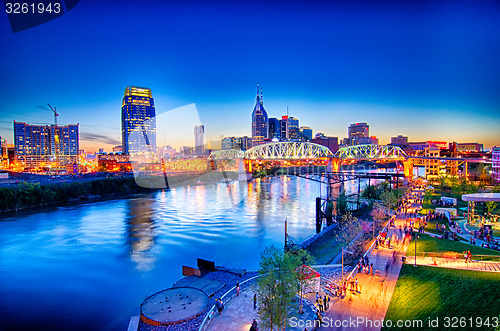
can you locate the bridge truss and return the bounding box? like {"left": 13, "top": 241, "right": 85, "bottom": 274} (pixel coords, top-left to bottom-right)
{"left": 334, "top": 144, "right": 408, "bottom": 160}
{"left": 208, "top": 149, "right": 245, "bottom": 160}
{"left": 245, "top": 141, "right": 334, "bottom": 160}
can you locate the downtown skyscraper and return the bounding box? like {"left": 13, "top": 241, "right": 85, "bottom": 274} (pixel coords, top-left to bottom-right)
{"left": 251, "top": 84, "right": 268, "bottom": 146}
{"left": 121, "top": 86, "right": 156, "bottom": 156}
{"left": 194, "top": 125, "right": 205, "bottom": 155}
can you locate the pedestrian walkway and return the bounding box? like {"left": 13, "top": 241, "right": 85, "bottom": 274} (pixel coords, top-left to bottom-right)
{"left": 411, "top": 255, "right": 500, "bottom": 272}
{"left": 316, "top": 216, "right": 411, "bottom": 331}
{"left": 206, "top": 186, "right": 422, "bottom": 331}
{"left": 207, "top": 284, "right": 317, "bottom": 331}
{"left": 458, "top": 220, "right": 500, "bottom": 245}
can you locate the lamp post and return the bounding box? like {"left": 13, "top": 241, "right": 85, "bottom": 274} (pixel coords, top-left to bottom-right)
{"left": 341, "top": 247, "right": 354, "bottom": 283}
{"left": 414, "top": 233, "right": 419, "bottom": 267}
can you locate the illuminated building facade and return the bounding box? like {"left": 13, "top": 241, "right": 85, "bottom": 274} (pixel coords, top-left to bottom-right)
{"left": 221, "top": 136, "right": 252, "bottom": 150}
{"left": 13, "top": 121, "right": 79, "bottom": 169}
{"left": 251, "top": 84, "right": 268, "bottom": 146}
{"left": 456, "top": 143, "right": 483, "bottom": 153}
{"left": 280, "top": 116, "right": 289, "bottom": 140}
{"left": 311, "top": 136, "right": 339, "bottom": 153}
{"left": 268, "top": 118, "right": 280, "bottom": 140}
{"left": 391, "top": 135, "right": 408, "bottom": 145}
{"left": 194, "top": 125, "right": 205, "bottom": 155}
{"left": 287, "top": 117, "right": 300, "bottom": 140}
{"left": 121, "top": 86, "right": 156, "bottom": 156}
{"left": 493, "top": 147, "right": 500, "bottom": 182}
{"left": 300, "top": 126, "right": 313, "bottom": 141}
{"left": 348, "top": 122, "right": 369, "bottom": 145}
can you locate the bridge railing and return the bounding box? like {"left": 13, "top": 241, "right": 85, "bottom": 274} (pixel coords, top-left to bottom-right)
{"left": 198, "top": 274, "right": 261, "bottom": 331}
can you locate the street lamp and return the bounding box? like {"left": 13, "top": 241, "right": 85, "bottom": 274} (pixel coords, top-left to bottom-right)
{"left": 341, "top": 247, "right": 354, "bottom": 283}
{"left": 414, "top": 233, "right": 420, "bottom": 267}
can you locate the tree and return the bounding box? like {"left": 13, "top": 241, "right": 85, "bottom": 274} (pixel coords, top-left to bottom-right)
{"left": 361, "top": 184, "right": 377, "bottom": 199}
{"left": 381, "top": 190, "right": 397, "bottom": 215}
{"left": 335, "top": 191, "right": 348, "bottom": 220}
{"left": 486, "top": 201, "right": 498, "bottom": 216}
{"left": 288, "top": 249, "right": 313, "bottom": 314}
{"left": 257, "top": 245, "right": 301, "bottom": 331}
{"left": 370, "top": 203, "right": 386, "bottom": 238}
{"left": 336, "top": 213, "right": 362, "bottom": 251}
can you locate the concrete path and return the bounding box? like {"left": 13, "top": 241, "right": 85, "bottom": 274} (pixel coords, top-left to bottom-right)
{"left": 206, "top": 187, "right": 422, "bottom": 331}
{"left": 207, "top": 284, "right": 317, "bottom": 331}
{"left": 457, "top": 220, "right": 500, "bottom": 245}
{"left": 411, "top": 255, "right": 500, "bottom": 272}
{"left": 316, "top": 216, "right": 411, "bottom": 331}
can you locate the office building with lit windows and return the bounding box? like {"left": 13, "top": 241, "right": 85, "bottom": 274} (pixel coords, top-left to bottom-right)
{"left": 221, "top": 136, "right": 252, "bottom": 151}
{"left": 348, "top": 122, "right": 369, "bottom": 145}
{"left": 493, "top": 147, "right": 500, "bottom": 182}
{"left": 121, "top": 86, "right": 156, "bottom": 155}
{"left": 194, "top": 125, "right": 205, "bottom": 155}
{"left": 268, "top": 118, "right": 280, "bottom": 140}
{"left": 300, "top": 126, "right": 313, "bottom": 141}
{"left": 251, "top": 84, "right": 268, "bottom": 146}
{"left": 13, "top": 121, "right": 79, "bottom": 169}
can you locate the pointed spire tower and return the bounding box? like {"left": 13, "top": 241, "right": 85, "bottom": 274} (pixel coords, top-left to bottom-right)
{"left": 251, "top": 83, "right": 269, "bottom": 146}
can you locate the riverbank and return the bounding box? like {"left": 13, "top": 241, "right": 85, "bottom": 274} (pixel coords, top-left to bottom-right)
{"left": 0, "top": 176, "right": 156, "bottom": 214}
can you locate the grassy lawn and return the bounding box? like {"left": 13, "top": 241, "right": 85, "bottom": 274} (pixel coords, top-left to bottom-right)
{"left": 306, "top": 233, "right": 342, "bottom": 265}
{"left": 383, "top": 265, "right": 500, "bottom": 331}
{"left": 406, "top": 233, "right": 500, "bottom": 257}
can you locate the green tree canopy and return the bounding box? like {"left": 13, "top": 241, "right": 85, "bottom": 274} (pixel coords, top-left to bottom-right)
{"left": 257, "top": 245, "right": 305, "bottom": 331}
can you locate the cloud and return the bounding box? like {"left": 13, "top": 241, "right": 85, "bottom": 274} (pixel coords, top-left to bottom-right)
{"left": 80, "top": 132, "right": 120, "bottom": 145}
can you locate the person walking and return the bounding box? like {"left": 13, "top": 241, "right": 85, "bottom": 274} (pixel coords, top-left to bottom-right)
{"left": 215, "top": 298, "right": 223, "bottom": 315}
{"left": 318, "top": 297, "right": 324, "bottom": 312}
{"left": 236, "top": 283, "right": 240, "bottom": 296}
{"left": 250, "top": 319, "right": 258, "bottom": 331}
{"left": 324, "top": 294, "right": 329, "bottom": 310}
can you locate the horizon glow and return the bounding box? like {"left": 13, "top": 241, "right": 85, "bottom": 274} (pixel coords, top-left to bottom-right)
{"left": 1, "top": 1, "right": 499, "bottom": 152}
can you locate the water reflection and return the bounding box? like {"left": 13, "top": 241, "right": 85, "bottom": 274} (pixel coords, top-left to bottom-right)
{"left": 125, "top": 196, "right": 157, "bottom": 271}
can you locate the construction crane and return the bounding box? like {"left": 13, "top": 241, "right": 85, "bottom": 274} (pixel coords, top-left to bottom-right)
{"left": 47, "top": 103, "right": 59, "bottom": 126}
{"left": 46, "top": 103, "right": 60, "bottom": 170}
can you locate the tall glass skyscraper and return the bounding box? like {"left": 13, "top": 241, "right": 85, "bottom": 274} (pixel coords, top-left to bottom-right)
{"left": 268, "top": 117, "right": 280, "bottom": 140}
{"left": 121, "top": 86, "right": 156, "bottom": 155}
{"left": 194, "top": 125, "right": 205, "bottom": 155}
{"left": 251, "top": 84, "right": 268, "bottom": 146}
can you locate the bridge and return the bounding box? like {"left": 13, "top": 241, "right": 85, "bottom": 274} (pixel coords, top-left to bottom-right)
{"left": 209, "top": 142, "right": 491, "bottom": 179}
{"left": 208, "top": 141, "right": 333, "bottom": 160}
{"left": 334, "top": 144, "right": 407, "bottom": 160}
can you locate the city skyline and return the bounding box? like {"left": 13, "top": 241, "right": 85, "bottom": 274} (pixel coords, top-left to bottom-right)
{"left": 1, "top": 1, "right": 500, "bottom": 151}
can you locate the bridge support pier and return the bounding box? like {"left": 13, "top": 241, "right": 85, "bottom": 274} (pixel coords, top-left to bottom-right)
{"left": 327, "top": 158, "right": 340, "bottom": 172}
{"left": 238, "top": 159, "right": 252, "bottom": 181}
{"left": 403, "top": 160, "right": 413, "bottom": 179}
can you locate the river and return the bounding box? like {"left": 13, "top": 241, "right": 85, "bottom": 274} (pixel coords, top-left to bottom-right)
{"left": 0, "top": 176, "right": 325, "bottom": 331}
{"left": 0, "top": 168, "right": 417, "bottom": 331}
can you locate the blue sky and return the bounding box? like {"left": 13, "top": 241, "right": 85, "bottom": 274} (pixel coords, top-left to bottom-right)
{"left": 1, "top": 0, "right": 499, "bottom": 151}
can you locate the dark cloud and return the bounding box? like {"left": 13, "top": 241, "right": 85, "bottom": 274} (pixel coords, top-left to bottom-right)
{"left": 80, "top": 132, "right": 120, "bottom": 145}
